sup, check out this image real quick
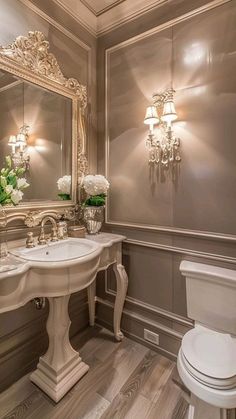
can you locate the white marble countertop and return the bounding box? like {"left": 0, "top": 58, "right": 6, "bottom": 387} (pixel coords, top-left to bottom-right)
{"left": 85, "top": 232, "right": 126, "bottom": 247}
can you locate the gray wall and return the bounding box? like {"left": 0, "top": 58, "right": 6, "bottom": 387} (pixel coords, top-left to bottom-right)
{"left": 96, "top": 0, "right": 236, "bottom": 358}
{"left": 0, "top": 0, "right": 96, "bottom": 392}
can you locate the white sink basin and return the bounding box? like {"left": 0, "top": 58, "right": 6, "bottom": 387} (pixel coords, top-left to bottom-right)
{"left": 10, "top": 238, "right": 98, "bottom": 262}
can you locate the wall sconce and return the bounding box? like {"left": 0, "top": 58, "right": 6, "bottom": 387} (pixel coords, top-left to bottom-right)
{"left": 144, "top": 27, "right": 181, "bottom": 167}
{"left": 144, "top": 88, "right": 181, "bottom": 167}
{"left": 8, "top": 124, "right": 30, "bottom": 170}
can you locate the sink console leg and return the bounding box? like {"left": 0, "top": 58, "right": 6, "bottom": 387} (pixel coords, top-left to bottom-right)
{"left": 30, "top": 295, "right": 89, "bottom": 402}
{"left": 113, "top": 261, "right": 128, "bottom": 342}
{"left": 87, "top": 280, "right": 96, "bottom": 326}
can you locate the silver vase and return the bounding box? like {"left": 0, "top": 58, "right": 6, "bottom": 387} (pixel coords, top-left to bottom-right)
{"left": 83, "top": 206, "right": 104, "bottom": 235}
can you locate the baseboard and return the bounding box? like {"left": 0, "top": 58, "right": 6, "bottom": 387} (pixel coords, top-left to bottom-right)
{"left": 96, "top": 297, "right": 190, "bottom": 359}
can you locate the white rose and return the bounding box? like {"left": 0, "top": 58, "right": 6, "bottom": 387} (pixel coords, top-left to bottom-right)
{"left": 5, "top": 185, "right": 13, "bottom": 194}
{"left": 17, "top": 178, "right": 29, "bottom": 190}
{"left": 57, "top": 175, "right": 71, "bottom": 194}
{"left": 11, "top": 189, "right": 23, "bottom": 205}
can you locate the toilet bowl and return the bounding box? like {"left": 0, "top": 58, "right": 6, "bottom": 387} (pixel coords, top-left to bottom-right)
{"left": 177, "top": 261, "right": 236, "bottom": 417}
{"left": 178, "top": 325, "right": 236, "bottom": 409}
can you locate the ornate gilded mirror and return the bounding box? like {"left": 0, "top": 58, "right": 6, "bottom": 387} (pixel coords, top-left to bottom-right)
{"left": 0, "top": 31, "right": 88, "bottom": 225}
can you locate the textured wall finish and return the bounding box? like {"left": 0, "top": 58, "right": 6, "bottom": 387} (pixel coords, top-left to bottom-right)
{"left": 96, "top": 0, "right": 236, "bottom": 357}
{"left": 105, "top": 2, "right": 236, "bottom": 235}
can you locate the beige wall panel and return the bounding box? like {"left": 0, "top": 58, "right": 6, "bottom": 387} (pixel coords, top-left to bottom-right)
{"left": 172, "top": 2, "right": 236, "bottom": 234}
{"left": 106, "top": 1, "right": 236, "bottom": 234}
{"left": 108, "top": 243, "right": 173, "bottom": 311}
{"left": 107, "top": 28, "right": 173, "bottom": 226}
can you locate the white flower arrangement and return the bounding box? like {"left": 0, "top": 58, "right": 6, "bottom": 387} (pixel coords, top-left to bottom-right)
{"left": 82, "top": 174, "right": 110, "bottom": 207}
{"left": 57, "top": 175, "right": 71, "bottom": 200}
{"left": 0, "top": 156, "right": 29, "bottom": 206}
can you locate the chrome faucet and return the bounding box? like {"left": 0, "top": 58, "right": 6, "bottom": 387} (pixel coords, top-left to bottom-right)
{"left": 38, "top": 216, "right": 58, "bottom": 245}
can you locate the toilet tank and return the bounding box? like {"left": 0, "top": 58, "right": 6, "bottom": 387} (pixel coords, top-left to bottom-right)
{"left": 180, "top": 261, "right": 236, "bottom": 335}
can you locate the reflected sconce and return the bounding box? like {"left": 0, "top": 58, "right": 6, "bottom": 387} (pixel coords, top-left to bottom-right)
{"left": 144, "top": 27, "right": 181, "bottom": 167}
{"left": 8, "top": 124, "right": 30, "bottom": 170}
{"left": 8, "top": 135, "right": 17, "bottom": 154}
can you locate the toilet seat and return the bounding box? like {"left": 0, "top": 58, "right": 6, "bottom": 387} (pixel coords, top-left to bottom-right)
{"left": 181, "top": 326, "right": 236, "bottom": 390}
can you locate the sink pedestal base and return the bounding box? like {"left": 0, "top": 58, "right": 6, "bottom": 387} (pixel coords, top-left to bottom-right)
{"left": 30, "top": 295, "right": 89, "bottom": 402}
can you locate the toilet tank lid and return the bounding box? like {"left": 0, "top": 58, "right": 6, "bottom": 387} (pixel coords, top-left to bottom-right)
{"left": 180, "top": 261, "right": 236, "bottom": 287}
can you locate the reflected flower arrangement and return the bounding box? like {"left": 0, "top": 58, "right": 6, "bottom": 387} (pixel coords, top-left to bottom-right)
{"left": 0, "top": 156, "right": 29, "bottom": 206}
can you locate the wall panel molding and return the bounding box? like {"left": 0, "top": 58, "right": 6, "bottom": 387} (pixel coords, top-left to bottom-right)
{"left": 104, "top": 0, "right": 234, "bottom": 242}
{"left": 124, "top": 238, "right": 236, "bottom": 264}
{"left": 104, "top": 272, "right": 193, "bottom": 327}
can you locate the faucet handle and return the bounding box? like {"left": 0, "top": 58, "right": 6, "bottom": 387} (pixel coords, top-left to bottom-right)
{"left": 51, "top": 226, "right": 59, "bottom": 242}
{"left": 38, "top": 228, "right": 47, "bottom": 245}
{"left": 26, "top": 232, "right": 35, "bottom": 248}
{"left": 57, "top": 221, "right": 68, "bottom": 240}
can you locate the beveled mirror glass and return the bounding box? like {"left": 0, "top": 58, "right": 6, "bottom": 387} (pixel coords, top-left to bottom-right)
{"left": 0, "top": 69, "right": 73, "bottom": 202}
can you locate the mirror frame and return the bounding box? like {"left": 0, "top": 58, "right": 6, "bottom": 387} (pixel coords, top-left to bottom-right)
{"left": 0, "top": 31, "right": 88, "bottom": 226}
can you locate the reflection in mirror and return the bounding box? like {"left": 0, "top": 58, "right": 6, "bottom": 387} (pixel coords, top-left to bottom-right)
{"left": 0, "top": 68, "right": 72, "bottom": 203}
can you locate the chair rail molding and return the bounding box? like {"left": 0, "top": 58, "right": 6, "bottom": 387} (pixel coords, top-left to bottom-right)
{"left": 105, "top": 221, "right": 236, "bottom": 244}
{"left": 123, "top": 238, "right": 236, "bottom": 264}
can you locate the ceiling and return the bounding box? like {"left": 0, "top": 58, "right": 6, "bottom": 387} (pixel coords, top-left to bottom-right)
{"left": 81, "top": 0, "right": 125, "bottom": 16}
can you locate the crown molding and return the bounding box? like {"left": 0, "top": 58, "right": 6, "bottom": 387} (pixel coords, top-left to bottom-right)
{"left": 25, "top": 0, "right": 231, "bottom": 39}
{"left": 51, "top": 0, "right": 97, "bottom": 37}
{"left": 80, "top": 0, "right": 126, "bottom": 17}
{"left": 52, "top": 0, "right": 168, "bottom": 37}
{"left": 97, "top": 0, "right": 168, "bottom": 35}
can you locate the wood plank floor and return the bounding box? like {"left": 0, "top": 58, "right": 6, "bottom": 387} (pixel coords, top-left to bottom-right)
{"left": 0, "top": 326, "right": 218, "bottom": 419}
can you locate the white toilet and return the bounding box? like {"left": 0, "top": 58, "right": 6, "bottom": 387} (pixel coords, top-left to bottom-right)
{"left": 177, "top": 261, "right": 236, "bottom": 419}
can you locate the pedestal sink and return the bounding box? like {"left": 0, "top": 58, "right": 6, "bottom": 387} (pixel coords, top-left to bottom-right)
{"left": 0, "top": 238, "right": 103, "bottom": 402}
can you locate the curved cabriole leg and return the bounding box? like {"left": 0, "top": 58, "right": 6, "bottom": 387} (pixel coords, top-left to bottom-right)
{"left": 87, "top": 280, "right": 96, "bottom": 326}
{"left": 112, "top": 263, "right": 128, "bottom": 341}
{"left": 30, "top": 295, "right": 89, "bottom": 403}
